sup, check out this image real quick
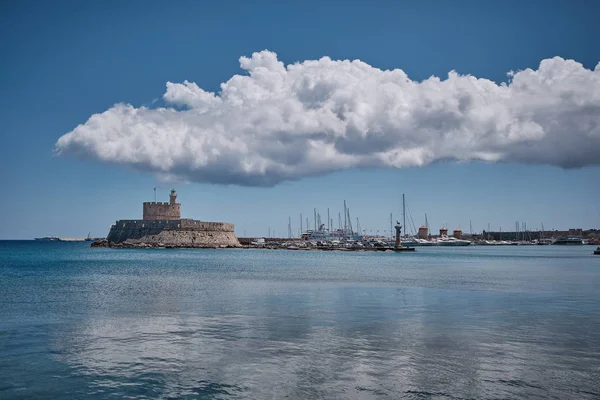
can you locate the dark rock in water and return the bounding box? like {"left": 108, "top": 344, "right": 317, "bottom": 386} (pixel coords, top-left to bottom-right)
{"left": 90, "top": 239, "right": 109, "bottom": 247}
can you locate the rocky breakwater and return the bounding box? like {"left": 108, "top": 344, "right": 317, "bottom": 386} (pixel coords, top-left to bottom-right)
{"left": 92, "top": 219, "right": 241, "bottom": 249}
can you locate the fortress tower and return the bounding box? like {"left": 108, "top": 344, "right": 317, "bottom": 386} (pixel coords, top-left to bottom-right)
{"left": 143, "top": 189, "right": 181, "bottom": 220}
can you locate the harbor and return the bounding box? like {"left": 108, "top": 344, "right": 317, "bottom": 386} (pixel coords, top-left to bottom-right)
{"left": 241, "top": 195, "right": 599, "bottom": 251}
{"left": 237, "top": 234, "right": 598, "bottom": 251}
{"left": 32, "top": 192, "right": 599, "bottom": 250}
{"left": 37, "top": 192, "right": 600, "bottom": 250}
{"left": 238, "top": 226, "right": 599, "bottom": 251}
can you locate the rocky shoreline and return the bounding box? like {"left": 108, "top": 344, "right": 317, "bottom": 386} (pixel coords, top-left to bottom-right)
{"left": 91, "top": 239, "right": 406, "bottom": 252}
{"left": 91, "top": 239, "right": 241, "bottom": 249}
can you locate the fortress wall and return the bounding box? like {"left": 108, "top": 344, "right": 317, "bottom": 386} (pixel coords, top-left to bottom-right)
{"left": 106, "top": 219, "right": 239, "bottom": 247}
{"left": 113, "top": 220, "right": 180, "bottom": 229}
{"left": 143, "top": 202, "right": 181, "bottom": 220}
{"left": 107, "top": 220, "right": 167, "bottom": 243}
{"left": 179, "top": 219, "right": 234, "bottom": 232}
{"left": 112, "top": 220, "right": 234, "bottom": 232}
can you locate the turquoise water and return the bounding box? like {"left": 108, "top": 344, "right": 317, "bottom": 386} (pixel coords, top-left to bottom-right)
{"left": 1, "top": 241, "right": 599, "bottom": 399}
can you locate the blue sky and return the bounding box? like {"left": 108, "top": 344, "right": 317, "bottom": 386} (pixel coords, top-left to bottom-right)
{"left": 1, "top": 0, "right": 598, "bottom": 239}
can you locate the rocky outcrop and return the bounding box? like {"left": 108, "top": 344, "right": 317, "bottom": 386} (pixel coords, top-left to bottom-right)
{"left": 91, "top": 239, "right": 109, "bottom": 247}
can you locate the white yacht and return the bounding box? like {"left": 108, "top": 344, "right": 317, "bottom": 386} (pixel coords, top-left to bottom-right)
{"left": 402, "top": 237, "right": 436, "bottom": 246}
{"left": 552, "top": 236, "right": 585, "bottom": 245}
{"left": 436, "top": 236, "right": 472, "bottom": 246}
{"left": 477, "top": 240, "right": 500, "bottom": 245}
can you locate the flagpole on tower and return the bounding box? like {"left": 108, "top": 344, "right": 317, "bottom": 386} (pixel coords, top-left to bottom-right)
{"left": 154, "top": 187, "right": 156, "bottom": 202}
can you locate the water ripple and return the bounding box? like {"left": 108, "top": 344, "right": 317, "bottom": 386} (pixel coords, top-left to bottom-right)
{"left": 1, "top": 242, "right": 599, "bottom": 398}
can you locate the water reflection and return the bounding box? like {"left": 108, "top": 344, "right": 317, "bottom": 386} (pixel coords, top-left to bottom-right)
{"left": 48, "top": 275, "right": 600, "bottom": 399}
{"left": 1, "top": 244, "right": 599, "bottom": 399}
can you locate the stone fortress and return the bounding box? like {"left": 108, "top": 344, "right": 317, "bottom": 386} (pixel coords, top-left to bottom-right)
{"left": 142, "top": 189, "right": 181, "bottom": 220}
{"left": 95, "top": 189, "right": 240, "bottom": 248}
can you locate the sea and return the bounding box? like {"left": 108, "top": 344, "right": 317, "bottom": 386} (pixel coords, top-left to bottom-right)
{"left": 1, "top": 241, "right": 599, "bottom": 399}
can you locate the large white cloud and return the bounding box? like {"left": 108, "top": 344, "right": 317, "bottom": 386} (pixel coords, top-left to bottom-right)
{"left": 55, "top": 51, "right": 600, "bottom": 186}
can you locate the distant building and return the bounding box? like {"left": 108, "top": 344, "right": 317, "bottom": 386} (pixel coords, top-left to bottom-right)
{"left": 483, "top": 228, "right": 585, "bottom": 241}
{"left": 439, "top": 228, "right": 448, "bottom": 237}
{"left": 453, "top": 229, "right": 462, "bottom": 239}
{"left": 417, "top": 225, "right": 428, "bottom": 239}
{"left": 569, "top": 228, "right": 583, "bottom": 237}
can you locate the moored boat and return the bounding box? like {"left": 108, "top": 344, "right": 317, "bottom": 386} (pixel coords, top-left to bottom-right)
{"left": 401, "top": 237, "right": 436, "bottom": 246}
{"left": 436, "top": 236, "right": 472, "bottom": 246}
{"left": 552, "top": 236, "right": 584, "bottom": 245}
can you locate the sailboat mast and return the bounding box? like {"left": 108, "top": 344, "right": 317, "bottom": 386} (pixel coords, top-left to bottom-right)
{"left": 347, "top": 208, "right": 352, "bottom": 235}
{"left": 402, "top": 194, "right": 406, "bottom": 238}
{"left": 541, "top": 222, "right": 545, "bottom": 240}
{"left": 344, "top": 201, "right": 347, "bottom": 237}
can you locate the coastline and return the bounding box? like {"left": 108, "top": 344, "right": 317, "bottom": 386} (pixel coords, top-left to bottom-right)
{"left": 91, "top": 239, "right": 403, "bottom": 252}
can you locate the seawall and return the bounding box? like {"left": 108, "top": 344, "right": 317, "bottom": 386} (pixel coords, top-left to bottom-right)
{"left": 103, "top": 218, "right": 240, "bottom": 248}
